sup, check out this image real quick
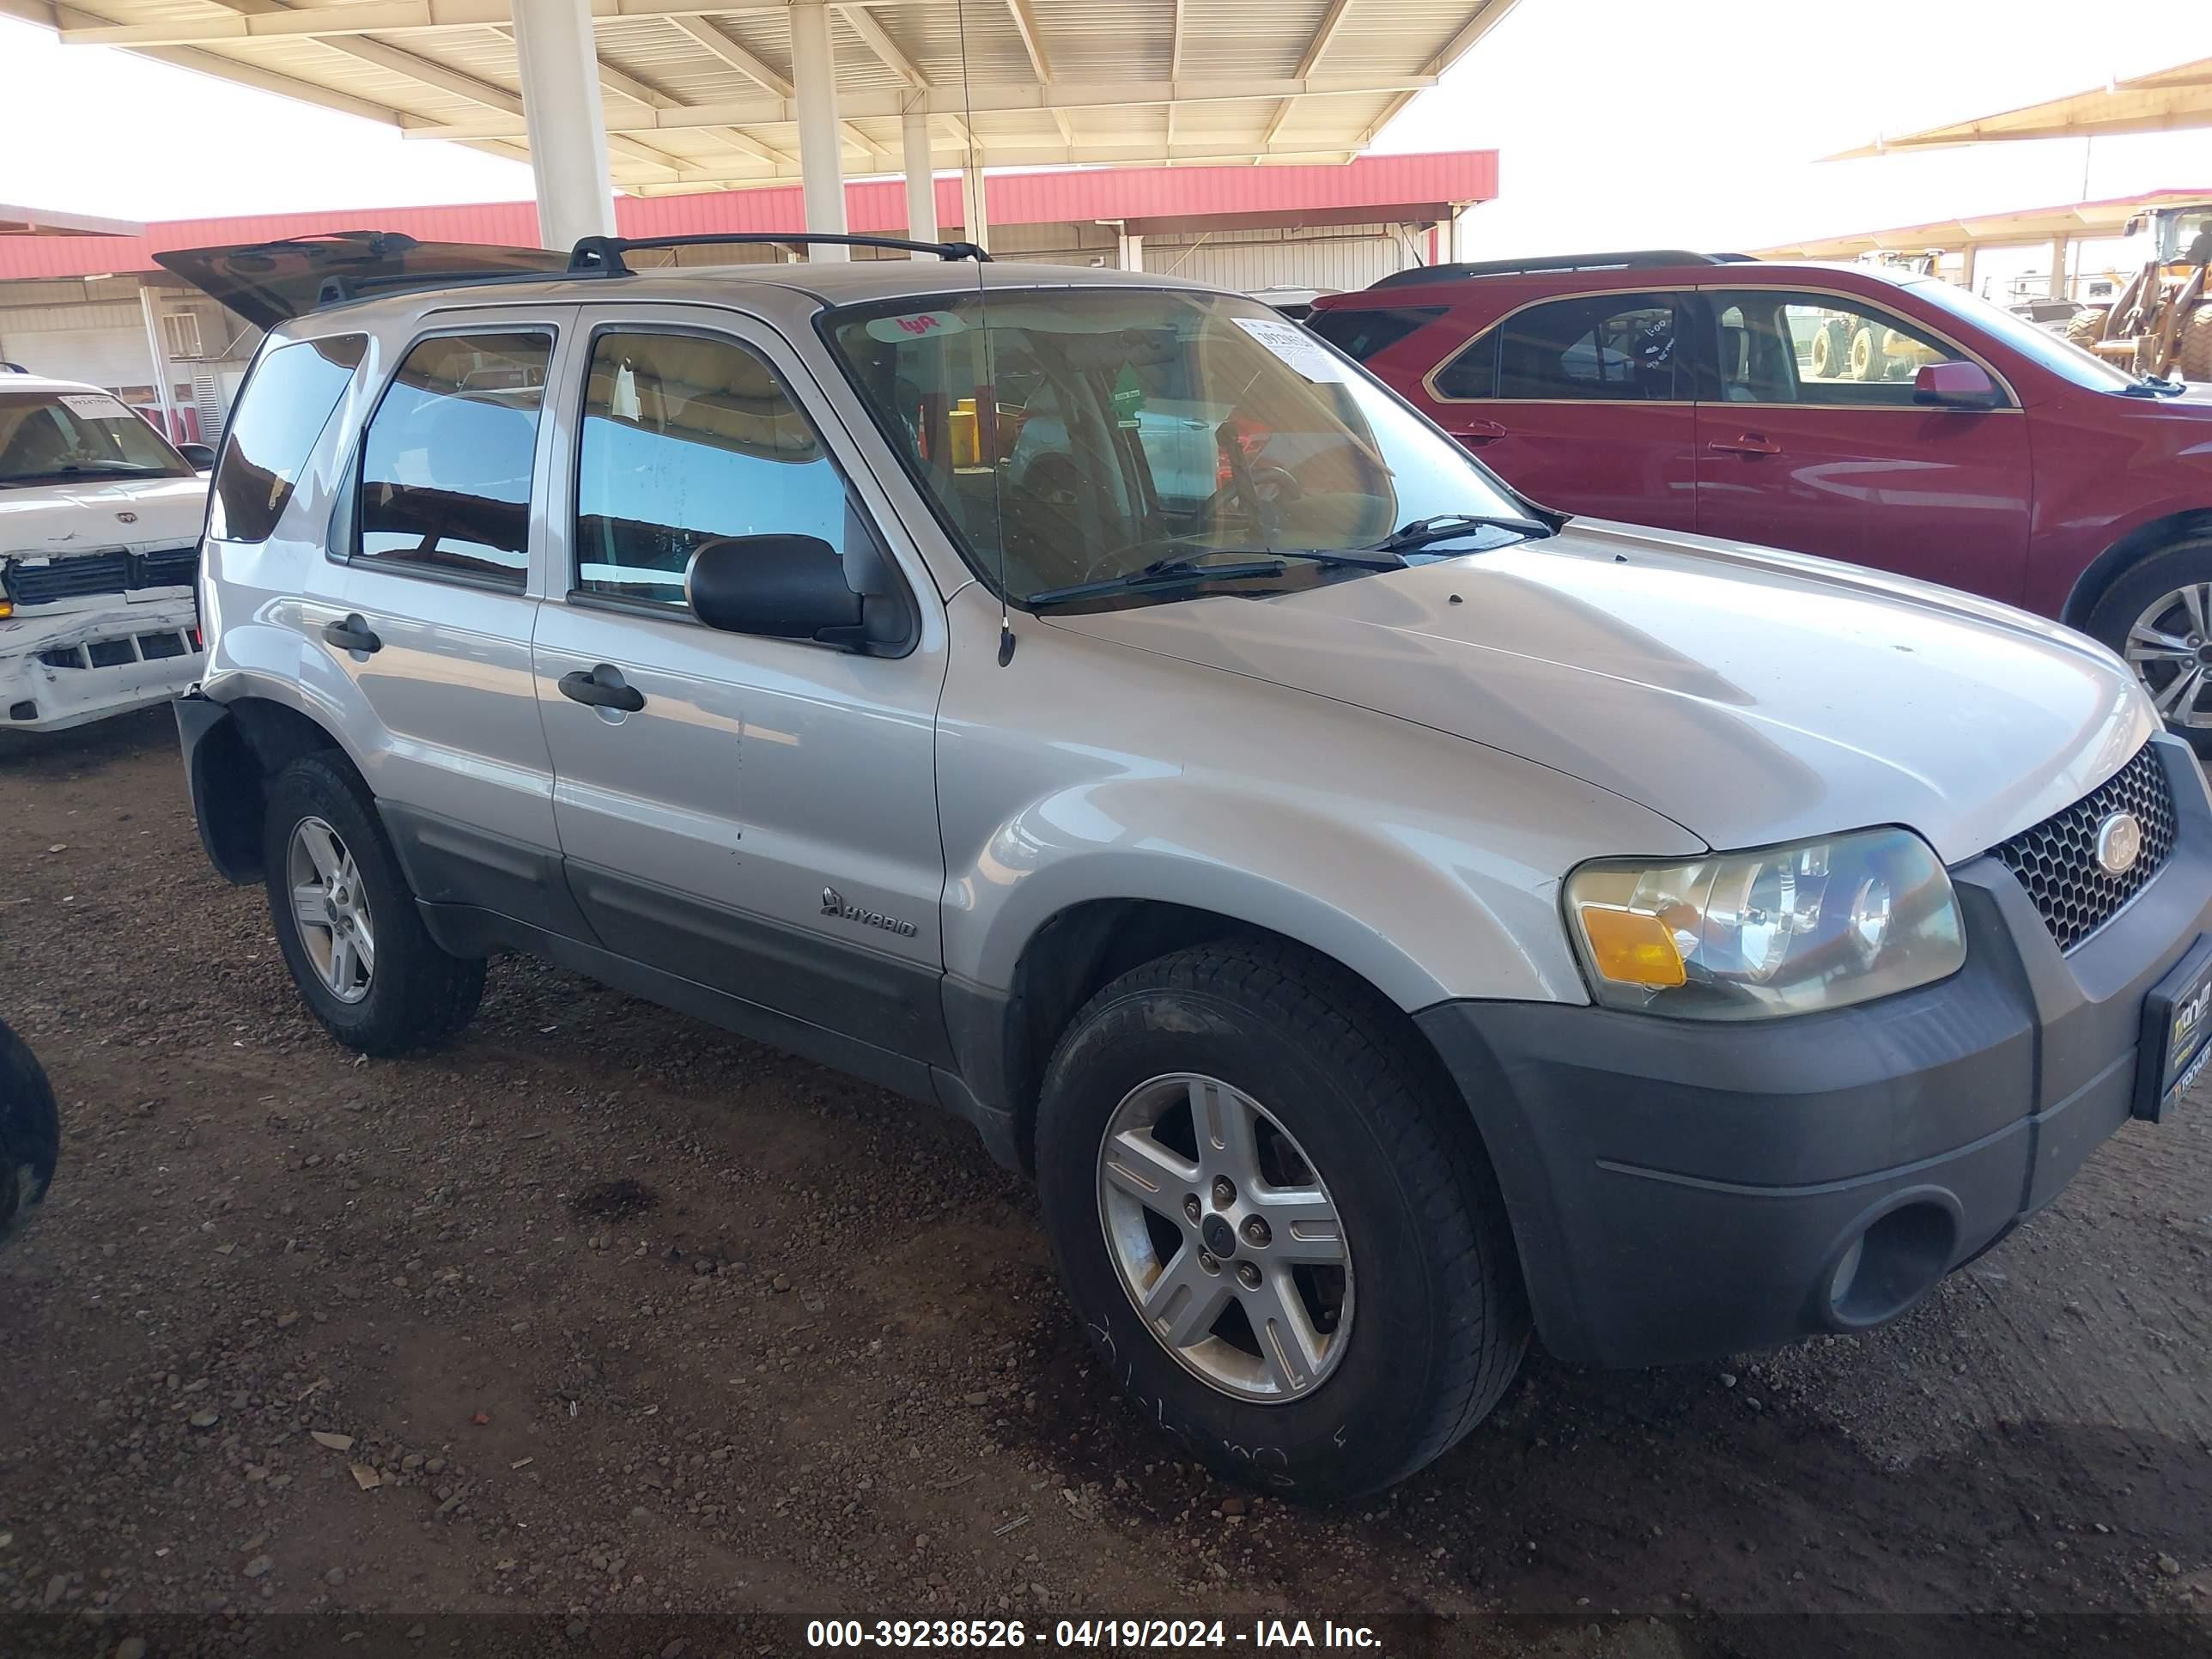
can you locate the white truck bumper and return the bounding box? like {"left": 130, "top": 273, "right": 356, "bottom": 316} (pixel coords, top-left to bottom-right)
{"left": 0, "top": 597, "right": 204, "bottom": 733}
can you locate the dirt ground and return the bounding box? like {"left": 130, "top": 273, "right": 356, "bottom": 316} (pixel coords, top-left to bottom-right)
{"left": 3, "top": 710, "right": 2211, "bottom": 1659}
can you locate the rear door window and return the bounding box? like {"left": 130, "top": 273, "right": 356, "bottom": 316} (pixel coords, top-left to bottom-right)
{"left": 208, "top": 334, "right": 368, "bottom": 541}
{"left": 354, "top": 331, "right": 550, "bottom": 586}
{"left": 1304, "top": 306, "right": 1445, "bottom": 362}
{"left": 1490, "top": 293, "right": 1681, "bottom": 401}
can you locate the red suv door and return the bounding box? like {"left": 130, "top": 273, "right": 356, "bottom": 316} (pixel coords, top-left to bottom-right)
{"left": 1418, "top": 289, "right": 1698, "bottom": 532}
{"left": 1692, "top": 285, "right": 2033, "bottom": 602}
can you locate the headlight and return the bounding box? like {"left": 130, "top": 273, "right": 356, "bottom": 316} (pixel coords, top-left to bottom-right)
{"left": 1565, "top": 827, "right": 1964, "bottom": 1019}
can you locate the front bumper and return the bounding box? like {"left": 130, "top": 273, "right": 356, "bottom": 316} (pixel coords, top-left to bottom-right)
{"left": 1417, "top": 734, "right": 2212, "bottom": 1369}
{"left": 0, "top": 599, "right": 203, "bottom": 732}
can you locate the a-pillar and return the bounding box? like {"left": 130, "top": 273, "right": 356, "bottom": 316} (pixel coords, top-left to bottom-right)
{"left": 902, "top": 108, "right": 938, "bottom": 252}
{"left": 510, "top": 0, "right": 616, "bottom": 251}
{"left": 790, "top": 0, "right": 849, "bottom": 260}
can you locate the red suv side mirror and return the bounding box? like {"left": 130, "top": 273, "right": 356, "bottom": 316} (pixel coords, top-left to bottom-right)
{"left": 1913, "top": 361, "right": 2001, "bottom": 410}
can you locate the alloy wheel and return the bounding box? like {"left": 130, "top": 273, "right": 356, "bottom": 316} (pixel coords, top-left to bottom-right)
{"left": 1096, "top": 1072, "right": 1353, "bottom": 1402}
{"left": 2126, "top": 585, "right": 2212, "bottom": 728}
{"left": 287, "top": 816, "right": 375, "bottom": 1004}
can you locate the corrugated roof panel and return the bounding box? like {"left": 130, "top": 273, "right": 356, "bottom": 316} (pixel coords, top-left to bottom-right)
{"left": 1020, "top": 0, "right": 1175, "bottom": 80}
{"left": 25, "top": 0, "right": 1507, "bottom": 180}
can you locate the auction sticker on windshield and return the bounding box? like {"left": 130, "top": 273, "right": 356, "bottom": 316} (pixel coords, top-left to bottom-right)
{"left": 59, "top": 392, "right": 136, "bottom": 421}
{"left": 1231, "top": 315, "right": 1349, "bottom": 382}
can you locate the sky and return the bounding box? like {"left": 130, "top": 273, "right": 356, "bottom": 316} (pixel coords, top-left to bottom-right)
{"left": 2, "top": 0, "right": 2210, "bottom": 257}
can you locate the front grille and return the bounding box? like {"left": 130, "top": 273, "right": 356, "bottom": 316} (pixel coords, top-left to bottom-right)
{"left": 3, "top": 545, "right": 196, "bottom": 607}
{"left": 133, "top": 546, "right": 198, "bottom": 588}
{"left": 1992, "top": 743, "right": 2178, "bottom": 952}
{"left": 5, "top": 550, "right": 130, "bottom": 605}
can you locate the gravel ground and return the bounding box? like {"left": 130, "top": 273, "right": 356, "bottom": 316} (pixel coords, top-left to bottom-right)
{"left": 3, "top": 711, "right": 2211, "bottom": 1658}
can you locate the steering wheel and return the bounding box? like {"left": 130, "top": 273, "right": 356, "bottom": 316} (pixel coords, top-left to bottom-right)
{"left": 1196, "top": 463, "right": 1305, "bottom": 526}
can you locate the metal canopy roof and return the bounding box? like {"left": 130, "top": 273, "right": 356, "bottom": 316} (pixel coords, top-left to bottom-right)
{"left": 1753, "top": 186, "right": 2212, "bottom": 260}
{"left": 2, "top": 0, "right": 1521, "bottom": 196}
{"left": 1826, "top": 56, "right": 2212, "bottom": 157}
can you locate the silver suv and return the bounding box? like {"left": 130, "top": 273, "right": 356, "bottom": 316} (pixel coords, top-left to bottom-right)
{"left": 170, "top": 231, "right": 2212, "bottom": 1499}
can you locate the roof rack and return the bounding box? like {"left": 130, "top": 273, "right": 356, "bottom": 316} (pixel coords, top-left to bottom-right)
{"left": 1370, "top": 250, "right": 1736, "bottom": 289}
{"left": 569, "top": 232, "right": 992, "bottom": 276}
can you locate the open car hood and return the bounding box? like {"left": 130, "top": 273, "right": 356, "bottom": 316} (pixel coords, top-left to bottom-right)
{"left": 154, "top": 233, "right": 569, "bottom": 331}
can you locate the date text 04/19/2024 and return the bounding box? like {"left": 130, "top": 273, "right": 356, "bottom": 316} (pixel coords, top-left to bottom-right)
{"left": 805, "top": 1618, "right": 1385, "bottom": 1650}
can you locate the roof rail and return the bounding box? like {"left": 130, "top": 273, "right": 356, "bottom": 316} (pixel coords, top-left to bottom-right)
{"left": 570, "top": 232, "right": 992, "bottom": 275}
{"left": 1370, "top": 250, "right": 1728, "bottom": 289}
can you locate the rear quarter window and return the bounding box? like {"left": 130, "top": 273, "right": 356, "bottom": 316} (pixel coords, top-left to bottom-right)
{"left": 210, "top": 334, "right": 367, "bottom": 542}
{"left": 1304, "top": 306, "right": 1446, "bottom": 362}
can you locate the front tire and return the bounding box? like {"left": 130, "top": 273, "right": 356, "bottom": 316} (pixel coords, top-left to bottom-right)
{"left": 263, "top": 754, "right": 485, "bottom": 1055}
{"left": 1034, "top": 943, "right": 1528, "bottom": 1499}
{"left": 2084, "top": 536, "right": 2212, "bottom": 756}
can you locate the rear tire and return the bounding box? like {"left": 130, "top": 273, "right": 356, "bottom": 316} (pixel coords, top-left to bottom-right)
{"left": 2179, "top": 306, "right": 2212, "bottom": 384}
{"left": 1033, "top": 941, "right": 1528, "bottom": 1499}
{"left": 0, "top": 1018, "right": 58, "bottom": 1248}
{"left": 2084, "top": 536, "right": 2212, "bottom": 757}
{"left": 263, "top": 754, "right": 485, "bottom": 1055}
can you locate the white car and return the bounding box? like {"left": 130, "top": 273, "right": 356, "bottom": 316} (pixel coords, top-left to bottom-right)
{"left": 0, "top": 369, "right": 210, "bottom": 732}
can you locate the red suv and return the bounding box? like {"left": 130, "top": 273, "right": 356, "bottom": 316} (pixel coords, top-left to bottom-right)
{"left": 1309, "top": 252, "right": 2212, "bottom": 745}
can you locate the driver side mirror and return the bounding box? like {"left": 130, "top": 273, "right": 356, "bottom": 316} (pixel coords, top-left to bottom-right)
{"left": 684, "top": 534, "right": 866, "bottom": 648}
{"left": 1913, "top": 361, "right": 2001, "bottom": 410}
{"left": 177, "top": 441, "right": 216, "bottom": 471}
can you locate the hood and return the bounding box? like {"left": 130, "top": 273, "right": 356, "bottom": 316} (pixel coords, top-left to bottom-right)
{"left": 1042, "top": 520, "right": 2156, "bottom": 864}
{"left": 0, "top": 475, "right": 209, "bottom": 557}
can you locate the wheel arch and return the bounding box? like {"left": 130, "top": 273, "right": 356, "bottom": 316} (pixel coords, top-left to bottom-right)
{"left": 2060, "top": 507, "right": 2212, "bottom": 632}
{"left": 960, "top": 897, "right": 1484, "bottom": 1182}
{"left": 182, "top": 689, "right": 370, "bottom": 884}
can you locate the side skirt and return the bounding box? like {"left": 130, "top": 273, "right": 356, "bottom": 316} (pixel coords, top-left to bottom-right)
{"left": 418, "top": 900, "right": 939, "bottom": 1107}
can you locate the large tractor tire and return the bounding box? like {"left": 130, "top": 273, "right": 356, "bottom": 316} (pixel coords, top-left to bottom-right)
{"left": 1808, "top": 319, "right": 1850, "bottom": 380}
{"left": 1849, "top": 324, "right": 1889, "bottom": 382}
{"left": 2179, "top": 304, "right": 2212, "bottom": 384}
{"left": 2065, "top": 306, "right": 2112, "bottom": 350}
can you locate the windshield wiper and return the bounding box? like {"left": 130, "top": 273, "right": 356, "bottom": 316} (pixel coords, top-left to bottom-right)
{"left": 1026, "top": 555, "right": 1290, "bottom": 608}
{"left": 2121, "top": 374, "right": 2188, "bottom": 398}
{"left": 1365, "top": 513, "right": 1553, "bottom": 555}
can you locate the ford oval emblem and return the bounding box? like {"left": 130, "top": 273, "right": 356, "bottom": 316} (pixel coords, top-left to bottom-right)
{"left": 2095, "top": 811, "right": 2142, "bottom": 878}
{"left": 116, "top": 510, "right": 137, "bottom": 524}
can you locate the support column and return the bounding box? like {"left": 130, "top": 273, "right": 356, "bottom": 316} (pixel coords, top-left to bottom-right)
{"left": 960, "top": 161, "right": 988, "bottom": 253}
{"left": 137, "top": 283, "right": 179, "bottom": 444}
{"left": 1959, "top": 243, "right": 1978, "bottom": 296}
{"left": 901, "top": 108, "right": 938, "bottom": 252}
{"left": 1116, "top": 228, "right": 1143, "bottom": 271}
{"left": 790, "top": 0, "right": 848, "bottom": 261}
{"left": 511, "top": 0, "right": 616, "bottom": 252}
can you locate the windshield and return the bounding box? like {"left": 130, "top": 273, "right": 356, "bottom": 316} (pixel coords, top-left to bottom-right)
{"left": 1903, "top": 276, "right": 2145, "bottom": 393}
{"left": 0, "top": 389, "right": 194, "bottom": 486}
{"left": 823, "top": 288, "right": 1532, "bottom": 606}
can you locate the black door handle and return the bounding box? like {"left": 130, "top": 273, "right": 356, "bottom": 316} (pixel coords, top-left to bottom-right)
{"left": 558, "top": 665, "right": 645, "bottom": 713}
{"left": 322, "top": 614, "right": 381, "bottom": 653}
